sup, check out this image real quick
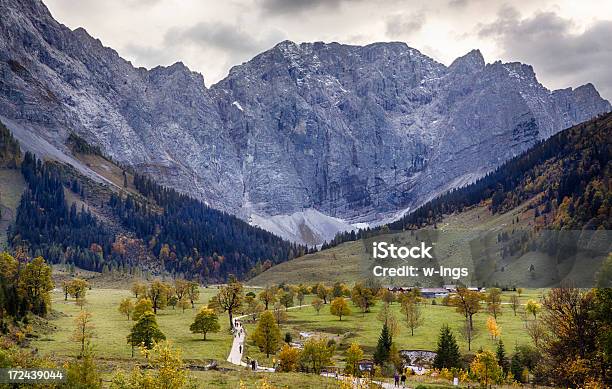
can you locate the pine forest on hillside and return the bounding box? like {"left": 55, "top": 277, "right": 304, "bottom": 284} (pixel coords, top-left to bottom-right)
{"left": 5, "top": 130, "right": 309, "bottom": 282}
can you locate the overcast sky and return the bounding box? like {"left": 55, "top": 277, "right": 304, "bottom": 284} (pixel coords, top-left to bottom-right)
{"left": 45, "top": 0, "right": 612, "bottom": 101}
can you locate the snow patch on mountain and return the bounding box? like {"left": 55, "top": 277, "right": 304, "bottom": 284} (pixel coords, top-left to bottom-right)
{"left": 232, "top": 101, "right": 244, "bottom": 111}
{"left": 250, "top": 209, "right": 357, "bottom": 246}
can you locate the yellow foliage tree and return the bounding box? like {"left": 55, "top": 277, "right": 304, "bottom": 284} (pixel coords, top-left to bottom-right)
{"left": 400, "top": 296, "right": 423, "bottom": 336}
{"left": 252, "top": 310, "right": 281, "bottom": 358}
{"left": 72, "top": 310, "right": 95, "bottom": 357}
{"left": 19, "top": 256, "right": 54, "bottom": 316}
{"left": 67, "top": 278, "right": 89, "bottom": 300}
{"left": 63, "top": 343, "right": 101, "bottom": 389}
{"left": 311, "top": 297, "right": 324, "bottom": 314}
{"left": 189, "top": 307, "right": 220, "bottom": 340}
{"left": 132, "top": 298, "right": 153, "bottom": 321}
{"left": 486, "top": 316, "right": 501, "bottom": 340}
{"left": 147, "top": 280, "right": 171, "bottom": 314}
{"left": 470, "top": 350, "right": 504, "bottom": 386}
{"left": 118, "top": 298, "right": 134, "bottom": 320}
{"left": 131, "top": 282, "right": 147, "bottom": 299}
{"left": 299, "top": 337, "right": 335, "bottom": 374}
{"left": 525, "top": 299, "right": 541, "bottom": 319}
{"left": 330, "top": 297, "right": 351, "bottom": 321}
{"left": 344, "top": 342, "right": 364, "bottom": 377}
{"left": 278, "top": 344, "right": 301, "bottom": 372}
{"left": 110, "top": 341, "right": 191, "bottom": 389}
{"left": 178, "top": 296, "right": 191, "bottom": 312}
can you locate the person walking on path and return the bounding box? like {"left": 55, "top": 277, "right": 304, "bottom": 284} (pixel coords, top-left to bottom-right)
{"left": 400, "top": 373, "right": 406, "bottom": 387}
{"left": 394, "top": 372, "right": 399, "bottom": 387}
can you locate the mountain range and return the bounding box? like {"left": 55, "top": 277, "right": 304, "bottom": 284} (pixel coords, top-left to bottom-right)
{"left": 1, "top": 0, "right": 610, "bottom": 245}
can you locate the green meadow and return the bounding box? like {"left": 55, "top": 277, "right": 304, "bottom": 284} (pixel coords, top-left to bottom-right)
{"left": 243, "top": 290, "right": 541, "bottom": 368}
{"left": 33, "top": 287, "right": 233, "bottom": 362}
{"left": 31, "top": 273, "right": 544, "bottom": 388}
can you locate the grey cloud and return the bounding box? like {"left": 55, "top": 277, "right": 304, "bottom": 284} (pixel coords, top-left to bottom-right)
{"left": 258, "top": 0, "right": 356, "bottom": 15}
{"left": 124, "top": 43, "right": 178, "bottom": 69}
{"left": 448, "top": 0, "right": 468, "bottom": 7}
{"left": 125, "top": 20, "right": 286, "bottom": 81}
{"left": 479, "top": 7, "right": 612, "bottom": 101}
{"left": 386, "top": 12, "right": 426, "bottom": 38}
{"left": 164, "top": 21, "right": 286, "bottom": 64}
{"left": 165, "top": 22, "right": 262, "bottom": 53}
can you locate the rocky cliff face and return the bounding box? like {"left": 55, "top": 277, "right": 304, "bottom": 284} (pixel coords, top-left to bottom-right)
{"left": 1, "top": 0, "right": 610, "bottom": 244}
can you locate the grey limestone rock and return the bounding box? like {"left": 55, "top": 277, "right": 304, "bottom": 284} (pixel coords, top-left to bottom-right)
{"left": 0, "top": 0, "right": 609, "bottom": 243}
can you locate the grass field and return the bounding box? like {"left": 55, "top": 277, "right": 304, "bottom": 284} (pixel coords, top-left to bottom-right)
{"left": 32, "top": 284, "right": 349, "bottom": 387}
{"left": 0, "top": 168, "right": 25, "bottom": 248}
{"left": 31, "top": 273, "right": 545, "bottom": 388}
{"left": 73, "top": 152, "right": 138, "bottom": 194}
{"left": 33, "top": 286, "right": 234, "bottom": 362}
{"left": 242, "top": 290, "right": 542, "bottom": 369}
{"left": 249, "top": 239, "right": 366, "bottom": 286}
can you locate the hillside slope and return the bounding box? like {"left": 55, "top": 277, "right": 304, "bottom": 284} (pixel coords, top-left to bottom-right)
{"left": 1, "top": 125, "right": 305, "bottom": 281}
{"left": 249, "top": 202, "right": 532, "bottom": 286}
{"left": 251, "top": 113, "right": 612, "bottom": 286}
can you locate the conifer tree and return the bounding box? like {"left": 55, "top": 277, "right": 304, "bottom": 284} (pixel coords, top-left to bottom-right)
{"left": 373, "top": 322, "right": 393, "bottom": 365}
{"left": 510, "top": 351, "right": 523, "bottom": 382}
{"left": 496, "top": 339, "right": 509, "bottom": 374}
{"left": 433, "top": 325, "right": 461, "bottom": 369}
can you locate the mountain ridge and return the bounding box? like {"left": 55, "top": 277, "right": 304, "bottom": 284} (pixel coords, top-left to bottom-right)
{"left": 1, "top": 0, "right": 610, "bottom": 244}
{"left": 251, "top": 111, "right": 612, "bottom": 285}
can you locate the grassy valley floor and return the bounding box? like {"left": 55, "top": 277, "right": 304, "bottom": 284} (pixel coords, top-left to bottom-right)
{"left": 33, "top": 287, "right": 233, "bottom": 362}
{"left": 242, "top": 290, "right": 542, "bottom": 368}
{"left": 31, "top": 280, "right": 543, "bottom": 388}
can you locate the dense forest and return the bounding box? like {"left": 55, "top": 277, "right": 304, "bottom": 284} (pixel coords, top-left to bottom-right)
{"left": 66, "top": 132, "right": 103, "bottom": 156}
{"left": 326, "top": 112, "right": 612, "bottom": 248}
{"left": 4, "top": 129, "right": 309, "bottom": 281}
{"left": 10, "top": 152, "right": 116, "bottom": 271}
{"left": 109, "top": 174, "right": 309, "bottom": 280}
